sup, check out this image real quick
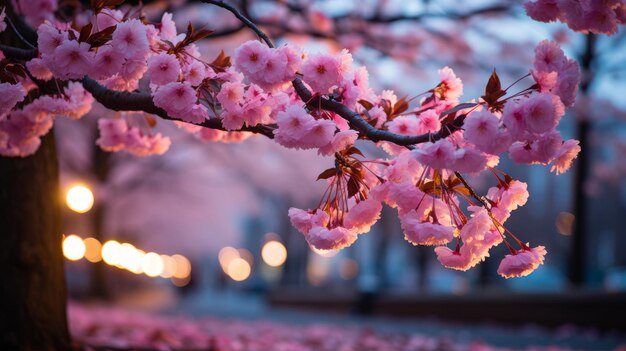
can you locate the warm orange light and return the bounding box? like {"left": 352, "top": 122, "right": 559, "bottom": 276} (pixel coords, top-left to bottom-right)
{"left": 261, "top": 241, "right": 287, "bottom": 267}
{"left": 227, "top": 257, "right": 251, "bottom": 281}
{"left": 171, "top": 275, "right": 191, "bottom": 287}
{"left": 65, "top": 185, "right": 94, "bottom": 213}
{"left": 172, "top": 254, "right": 191, "bottom": 279}
{"left": 218, "top": 247, "right": 239, "bottom": 271}
{"left": 159, "top": 255, "right": 177, "bottom": 278}
{"left": 63, "top": 235, "right": 86, "bottom": 261}
{"left": 83, "top": 237, "right": 102, "bottom": 262}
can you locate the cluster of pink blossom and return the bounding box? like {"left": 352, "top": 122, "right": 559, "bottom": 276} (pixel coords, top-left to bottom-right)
{"left": 525, "top": 0, "right": 626, "bottom": 35}
{"left": 1, "top": 82, "right": 92, "bottom": 156}
{"left": 96, "top": 117, "right": 170, "bottom": 157}
{"left": 288, "top": 40, "right": 583, "bottom": 278}
{"left": 68, "top": 302, "right": 587, "bottom": 351}
{"left": 0, "top": 0, "right": 592, "bottom": 278}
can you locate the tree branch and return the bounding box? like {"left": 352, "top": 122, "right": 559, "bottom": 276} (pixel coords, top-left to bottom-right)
{"left": 200, "top": 0, "right": 275, "bottom": 48}
{"left": 204, "top": 2, "right": 465, "bottom": 147}
{"left": 0, "top": 44, "right": 275, "bottom": 138}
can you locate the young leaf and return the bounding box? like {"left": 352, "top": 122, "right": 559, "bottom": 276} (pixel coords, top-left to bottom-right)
{"left": 347, "top": 176, "right": 360, "bottom": 198}
{"left": 317, "top": 168, "right": 337, "bottom": 180}
{"left": 78, "top": 23, "right": 93, "bottom": 43}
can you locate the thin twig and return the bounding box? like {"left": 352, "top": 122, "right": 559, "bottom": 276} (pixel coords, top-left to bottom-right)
{"left": 200, "top": 0, "right": 275, "bottom": 48}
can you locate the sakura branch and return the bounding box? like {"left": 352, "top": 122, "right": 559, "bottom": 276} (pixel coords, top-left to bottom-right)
{"left": 0, "top": 0, "right": 595, "bottom": 278}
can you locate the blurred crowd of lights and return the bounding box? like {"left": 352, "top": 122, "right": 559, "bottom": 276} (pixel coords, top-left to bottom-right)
{"left": 218, "top": 237, "right": 289, "bottom": 282}
{"left": 63, "top": 235, "right": 191, "bottom": 286}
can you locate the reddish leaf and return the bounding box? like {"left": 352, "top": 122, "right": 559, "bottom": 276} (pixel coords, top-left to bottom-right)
{"left": 346, "top": 146, "right": 364, "bottom": 157}
{"left": 358, "top": 99, "right": 374, "bottom": 110}
{"left": 78, "top": 23, "right": 93, "bottom": 43}
{"left": 347, "top": 176, "right": 360, "bottom": 198}
{"left": 439, "top": 103, "right": 478, "bottom": 119}
{"left": 481, "top": 69, "right": 507, "bottom": 112}
{"left": 145, "top": 115, "right": 157, "bottom": 128}
{"left": 317, "top": 168, "right": 337, "bottom": 180}
{"left": 86, "top": 25, "right": 116, "bottom": 47}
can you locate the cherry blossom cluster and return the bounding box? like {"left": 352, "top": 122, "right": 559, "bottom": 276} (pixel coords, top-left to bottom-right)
{"left": 0, "top": 0, "right": 588, "bottom": 279}
{"left": 525, "top": 0, "right": 626, "bottom": 35}
{"left": 1, "top": 81, "right": 92, "bottom": 156}
{"left": 288, "top": 41, "right": 581, "bottom": 279}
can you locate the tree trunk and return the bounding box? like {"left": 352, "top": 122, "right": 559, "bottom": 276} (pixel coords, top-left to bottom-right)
{"left": 0, "top": 130, "right": 71, "bottom": 351}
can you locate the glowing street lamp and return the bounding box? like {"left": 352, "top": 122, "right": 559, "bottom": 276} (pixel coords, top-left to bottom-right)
{"left": 65, "top": 184, "right": 94, "bottom": 213}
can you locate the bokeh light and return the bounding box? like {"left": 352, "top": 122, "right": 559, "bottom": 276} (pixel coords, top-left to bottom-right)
{"left": 339, "top": 258, "right": 359, "bottom": 280}
{"left": 83, "top": 237, "right": 102, "bottom": 263}
{"left": 159, "top": 255, "right": 177, "bottom": 278}
{"left": 63, "top": 235, "right": 86, "bottom": 261}
{"left": 218, "top": 246, "right": 239, "bottom": 271}
{"left": 227, "top": 257, "right": 251, "bottom": 281}
{"left": 261, "top": 240, "right": 287, "bottom": 267}
{"left": 556, "top": 211, "right": 575, "bottom": 236}
{"left": 172, "top": 254, "right": 191, "bottom": 279}
{"left": 65, "top": 185, "right": 94, "bottom": 213}
{"left": 101, "top": 240, "right": 121, "bottom": 266}
{"left": 141, "top": 252, "right": 164, "bottom": 277}
{"left": 119, "top": 243, "right": 143, "bottom": 274}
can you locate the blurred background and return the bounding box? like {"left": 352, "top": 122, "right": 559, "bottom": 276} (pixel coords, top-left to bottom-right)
{"left": 56, "top": 0, "right": 626, "bottom": 348}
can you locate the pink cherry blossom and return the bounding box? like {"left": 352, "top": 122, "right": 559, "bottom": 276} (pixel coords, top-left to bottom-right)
{"left": 306, "top": 226, "right": 357, "bottom": 250}
{"left": 524, "top": 0, "right": 560, "bottom": 23}
{"left": 344, "top": 199, "right": 382, "bottom": 234}
{"left": 522, "top": 93, "right": 564, "bottom": 135}
{"left": 452, "top": 147, "right": 488, "bottom": 173}
{"left": 183, "top": 61, "right": 206, "bottom": 86}
{"left": 51, "top": 40, "right": 94, "bottom": 79}
{"left": 434, "top": 246, "right": 472, "bottom": 271}
{"left": 288, "top": 208, "right": 329, "bottom": 236}
{"left": 318, "top": 129, "right": 359, "bottom": 156}
{"left": 96, "top": 118, "right": 129, "bottom": 152}
{"left": 152, "top": 82, "right": 197, "bottom": 118}
{"left": 551, "top": 139, "right": 581, "bottom": 175}
{"left": 554, "top": 59, "right": 580, "bottom": 107}
{"left": 0, "top": 83, "right": 27, "bottom": 118}
{"left": 497, "top": 246, "right": 547, "bottom": 278}
{"left": 92, "top": 45, "right": 125, "bottom": 79}
{"left": 233, "top": 40, "right": 270, "bottom": 75}
{"left": 111, "top": 19, "right": 149, "bottom": 60}
{"left": 147, "top": 53, "right": 181, "bottom": 86}
{"left": 533, "top": 40, "right": 567, "bottom": 73}
{"left": 402, "top": 219, "right": 454, "bottom": 246}
{"left": 437, "top": 66, "right": 463, "bottom": 103}
{"left": 216, "top": 81, "right": 244, "bottom": 112}
{"left": 184, "top": 104, "right": 209, "bottom": 124}
{"left": 301, "top": 53, "right": 342, "bottom": 93}
{"left": 94, "top": 8, "right": 123, "bottom": 30}
{"left": 413, "top": 139, "right": 456, "bottom": 170}
{"left": 388, "top": 116, "right": 420, "bottom": 136}
{"left": 463, "top": 110, "right": 500, "bottom": 152}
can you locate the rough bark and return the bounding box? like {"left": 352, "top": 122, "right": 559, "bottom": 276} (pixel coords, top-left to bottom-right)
{"left": 0, "top": 130, "right": 71, "bottom": 351}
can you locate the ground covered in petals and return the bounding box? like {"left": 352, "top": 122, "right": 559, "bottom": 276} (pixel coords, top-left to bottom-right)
{"left": 68, "top": 303, "right": 625, "bottom": 351}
